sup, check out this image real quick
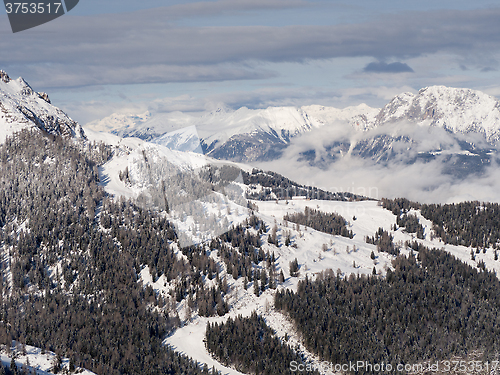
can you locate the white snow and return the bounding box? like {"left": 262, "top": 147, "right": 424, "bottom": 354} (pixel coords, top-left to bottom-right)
{"left": 377, "top": 86, "right": 500, "bottom": 142}
{"left": 86, "top": 104, "right": 381, "bottom": 154}
{"left": 86, "top": 85, "right": 500, "bottom": 161}
{"left": 0, "top": 342, "right": 95, "bottom": 375}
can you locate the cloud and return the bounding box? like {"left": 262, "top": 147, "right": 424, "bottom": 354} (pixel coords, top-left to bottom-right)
{"left": 363, "top": 61, "right": 414, "bottom": 73}
{"left": 481, "top": 67, "right": 497, "bottom": 72}
{"left": 259, "top": 146, "right": 500, "bottom": 204}
{"left": 165, "top": 0, "right": 311, "bottom": 19}
{"left": 77, "top": 0, "right": 310, "bottom": 18}
{"left": 256, "top": 119, "right": 500, "bottom": 204}
{"left": 15, "top": 63, "right": 277, "bottom": 88}
{"left": 2, "top": 7, "right": 500, "bottom": 88}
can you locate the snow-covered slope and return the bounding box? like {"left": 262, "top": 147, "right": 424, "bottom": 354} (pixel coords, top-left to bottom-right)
{"left": 85, "top": 127, "right": 250, "bottom": 247}
{"left": 0, "top": 70, "right": 85, "bottom": 142}
{"left": 85, "top": 111, "right": 152, "bottom": 133}
{"left": 160, "top": 198, "right": 500, "bottom": 375}
{"left": 0, "top": 341, "right": 95, "bottom": 375}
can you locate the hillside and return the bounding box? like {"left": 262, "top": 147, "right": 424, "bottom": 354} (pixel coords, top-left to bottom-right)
{"left": 3, "top": 70, "right": 500, "bottom": 375}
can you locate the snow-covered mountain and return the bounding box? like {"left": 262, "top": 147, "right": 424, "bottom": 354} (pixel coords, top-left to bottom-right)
{"left": 375, "top": 86, "right": 500, "bottom": 142}
{"left": 322, "top": 86, "right": 500, "bottom": 177}
{"left": 89, "top": 104, "right": 379, "bottom": 162}
{"left": 0, "top": 70, "right": 85, "bottom": 142}
{"left": 88, "top": 86, "right": 500, "bottom": 176}
{"left": 4, "top": 69, "right": 500, "bottom": 374}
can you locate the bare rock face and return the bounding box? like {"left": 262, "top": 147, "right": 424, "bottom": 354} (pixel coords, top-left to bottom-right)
{"left": 37, "top": 92, "right": 51, "bottom": 104}
{"left": 0, "top": 70, "right": 11, "bottom": 83}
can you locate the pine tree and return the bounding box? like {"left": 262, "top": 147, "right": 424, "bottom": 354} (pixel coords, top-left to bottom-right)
{"left": 10, "top": 358, "right": 16, "bottom": 375}
{"left": 289, "top": 258, "right": 299, "bottom": 277}
{"left": 253, "top": 280, "right": 260, "bottom": 297}
{"left": 279, "top": 270, "right": 285, "bottom": 283}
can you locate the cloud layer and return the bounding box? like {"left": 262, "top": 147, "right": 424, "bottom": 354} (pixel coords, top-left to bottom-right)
{"left": 257, "top": 120, "right": 500, "bottom": 204}
{"left": 2, "top": 7, "right": 500, "bottom": 88}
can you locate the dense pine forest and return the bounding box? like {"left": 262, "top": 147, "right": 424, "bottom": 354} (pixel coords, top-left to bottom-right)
{"left": 205, "top": 312, "right": 319, "bottom": 375}
{"left": 243, "top": 169, "right": 365, "bottom": 201}
{"left": 0, "top": 130, "right": 216, "bottom": 374}
{"left": 382, "top": 197, "right": 500, "bottom": 248}
{"left": 275, "top": 247, "right": 500, "bottom": 373}
{"left": 365, "top": 227, "right": 398, "bottom": 255}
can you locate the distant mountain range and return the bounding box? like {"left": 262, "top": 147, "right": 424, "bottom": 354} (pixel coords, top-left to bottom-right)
{"left": 86, "top": 104, "right": 379, "bottom": 160}
{"left": 86, "top": 85, "right": 500, "bottom": 179}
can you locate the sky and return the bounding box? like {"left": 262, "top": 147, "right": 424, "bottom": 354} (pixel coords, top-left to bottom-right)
{"left": 1, "top": 0, "right": 500, "bottom": 125}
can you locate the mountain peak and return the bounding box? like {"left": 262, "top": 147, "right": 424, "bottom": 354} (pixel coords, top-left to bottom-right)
{"left": 0, "top": 70, "right": 85, "bottom": 142}
{"left": 376, "top": 85, "right": 500, "bottom": 141}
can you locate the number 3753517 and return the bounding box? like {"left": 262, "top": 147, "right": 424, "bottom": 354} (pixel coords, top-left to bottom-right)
{"left": 5, "top": 2, "right": 62, "bottom": 14}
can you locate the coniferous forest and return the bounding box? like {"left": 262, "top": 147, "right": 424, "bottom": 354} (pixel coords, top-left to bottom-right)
{"left": 0, "top": 130, "right": 212, "bottom": 374}
{"left": 283, "top": 207, "right": 353, "bottom": 238}
{"left": 205, "top": 312, "right": 319, "bottom": 375}
{"left": 382, "top": 197, "right": 500, "bottom": 248}
{"left": 275, "top": 247, "right": 500, "bottom": 374}
{"left": 242, "top": 169, "right": 365, "bottom": 201}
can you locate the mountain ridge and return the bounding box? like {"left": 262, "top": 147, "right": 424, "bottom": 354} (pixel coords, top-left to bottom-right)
{"left": 375, "top": 85, "right": 500, "bottom": 142}
{"left": 86, "top": 85, "right": 500, "bottom": 164}
{"left": 0, "top": 70, "right": 85, "bottom": 142}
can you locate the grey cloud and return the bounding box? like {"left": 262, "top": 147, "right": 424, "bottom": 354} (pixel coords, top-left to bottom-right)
{"left": 77, "top": 0, "right": 310, "bottom": 18}
{"left": 165, "top": 0, "right": 311, "bottom": 18}
{"left": 17, "top": 63, "right": 278, "bottom": 88}
{"left": 363, "top": 61, "right": 414, "bottom": 73}
{"left": 2, "top": 7, "right": 500, "bottom": 87}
